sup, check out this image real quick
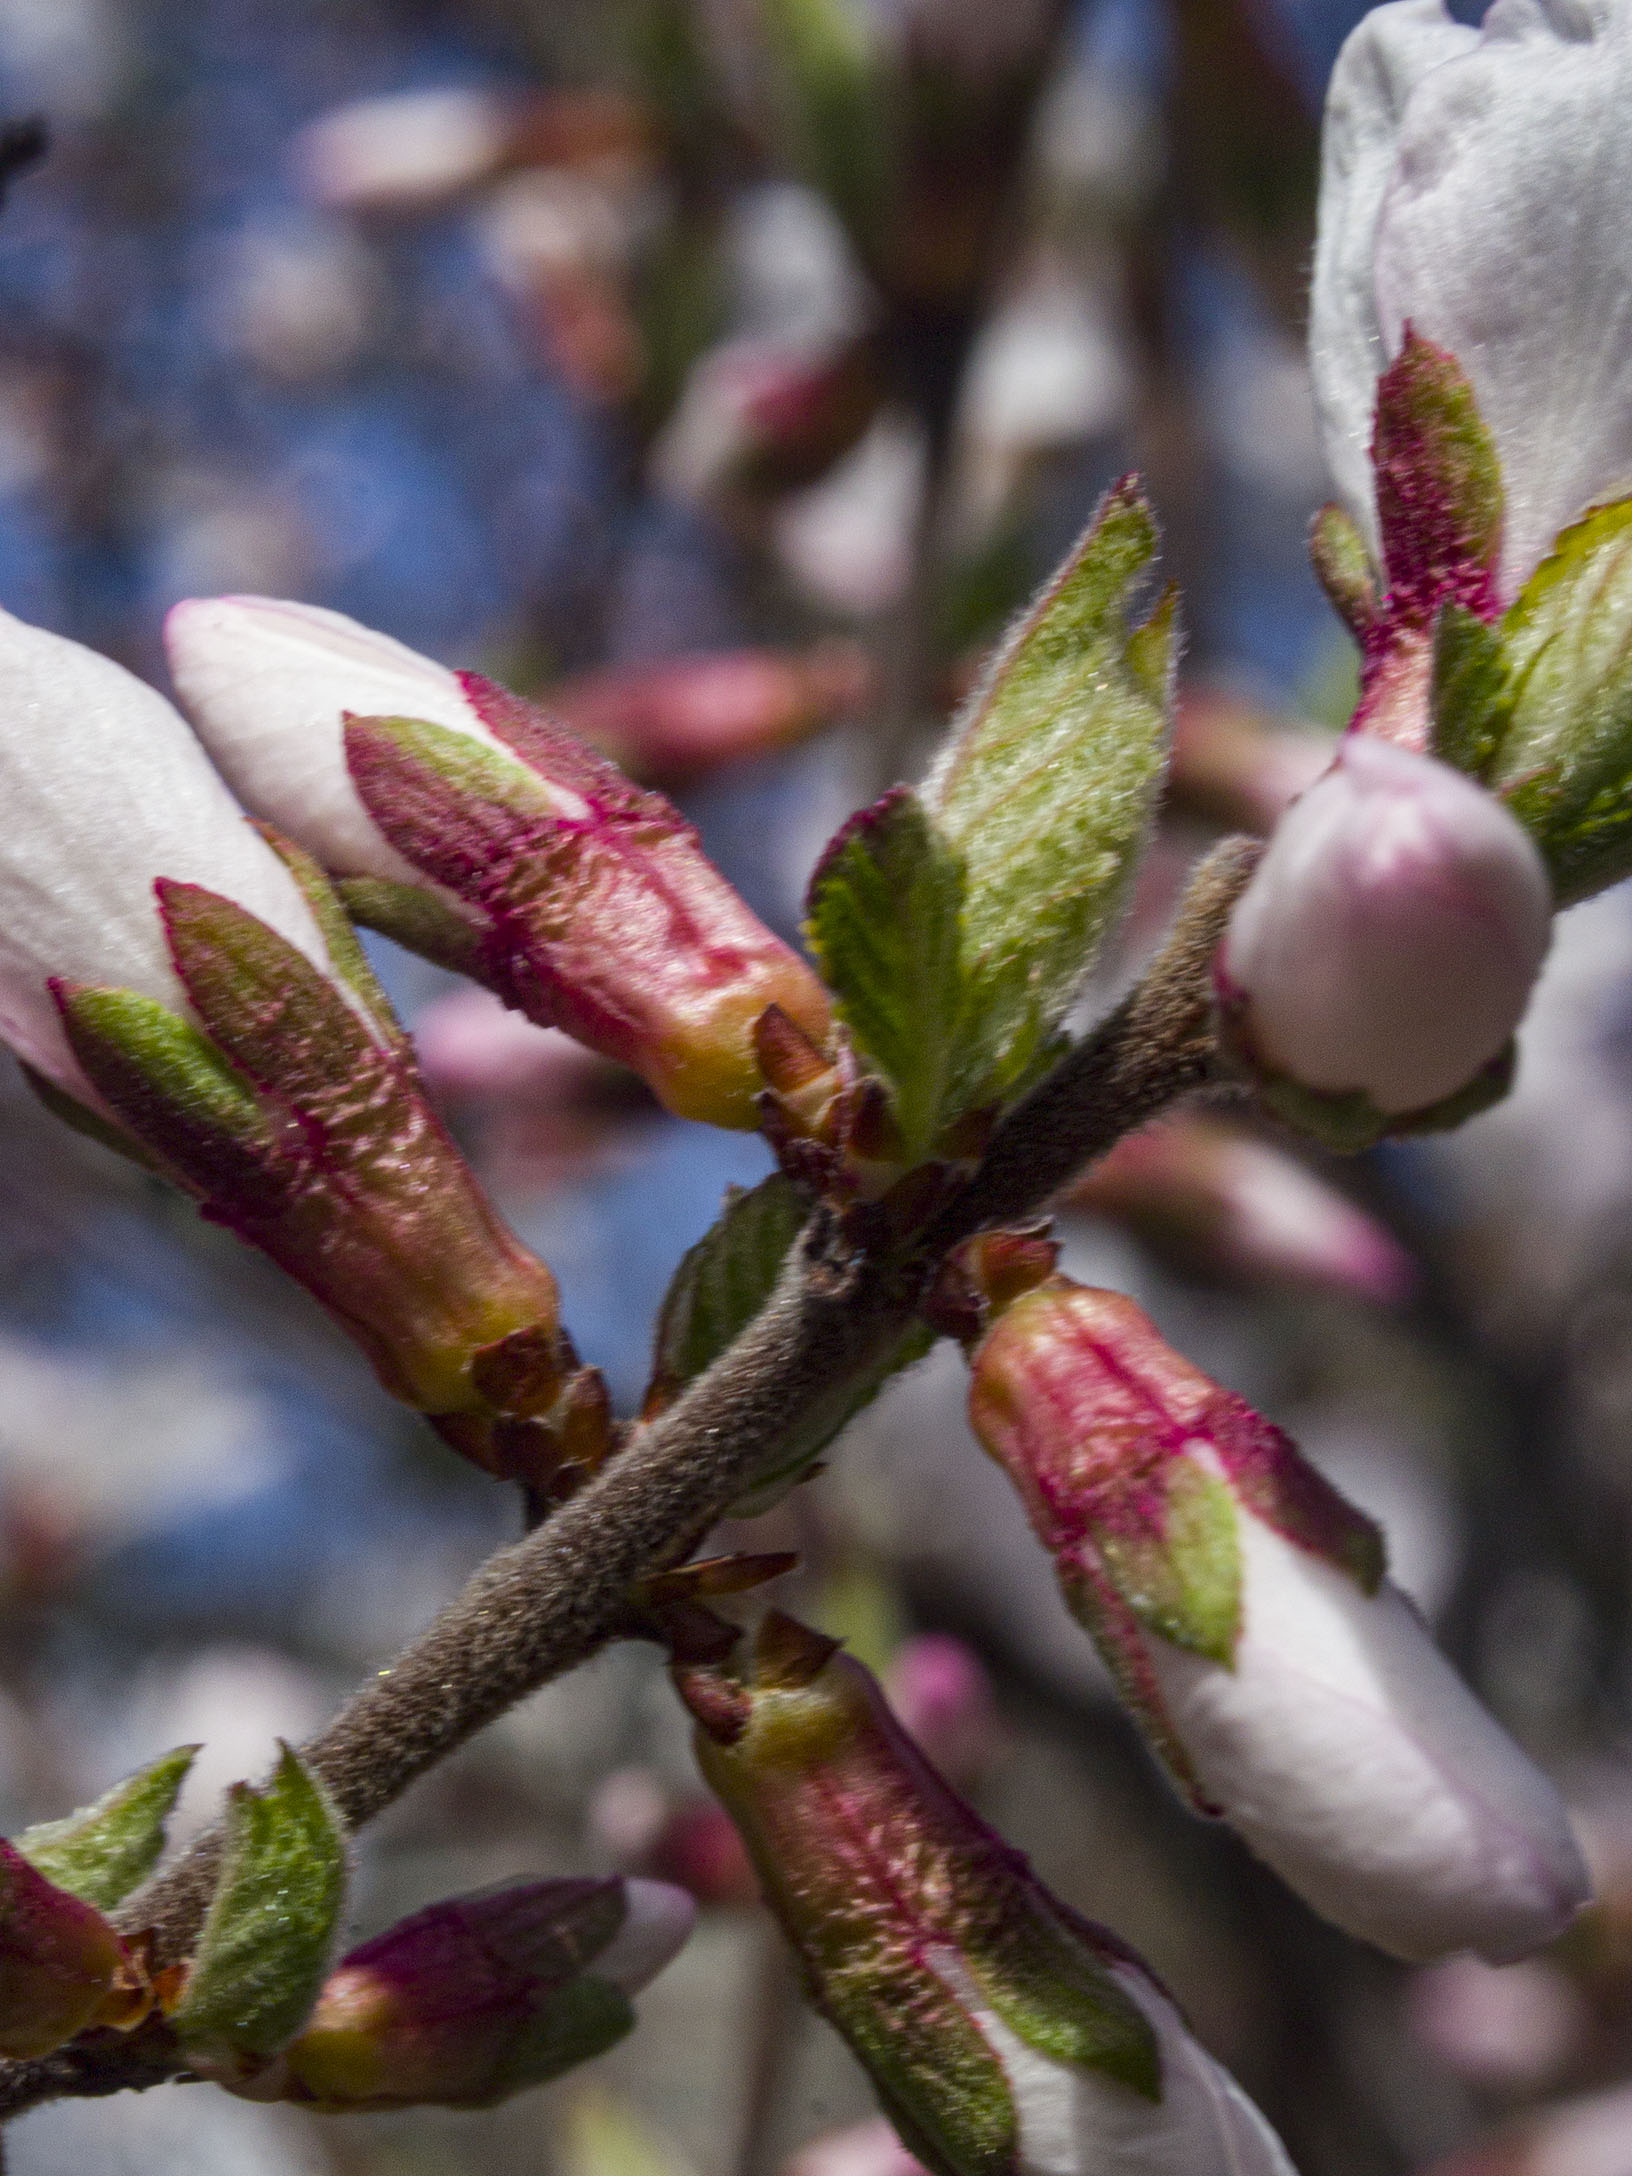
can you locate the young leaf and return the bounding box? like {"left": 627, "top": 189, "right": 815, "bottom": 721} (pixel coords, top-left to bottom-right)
{"left": 805, "top": 788, "right": 965, "bottom": 1160}
{"left": 17, "top": 1746, "right": 197, "bottom": 1913}
{"left": 924, "top": 480, "right": 1174, "bottom": 1106}
{"left": 171, "top": 1744, "right": 347, "bottom": 2064}
{"left": 1486, "top": 497, "right": 1632, "bottom": 903}
{"left": 648, "top": 1173, "right": 809, "bottom": 1411}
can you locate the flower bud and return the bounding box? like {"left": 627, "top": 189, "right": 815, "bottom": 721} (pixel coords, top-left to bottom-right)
{"left": 1311, "top": 0, "right": 1632, "bottom": 604}
{"left": 0, "top": 609, "right": 570, "bottom": 1481}
{"left": 1216, "top": 738, "right": 1551, "bottom": 1138}
{"left": 678, "top": 1614, "right": 1295, "bottom": 2176}
{"left": 0, "top": 1840, "right": 143, "bottom": 2059}
{"left": 546, "top": 643, "right": 872, "bottom": 785}
{"left": 165, "top": 596, "right": 835, "bottom": 1129}
{"left": 0, "top": 606, "right": 332, "bottom": 1111}
{"left": 965, "top": 1274, "right": 1591, "bottom": 1962}
{"left": 651, "top": 336, "right": 882, "bottom": 508}
{"left": 1066, "top": 1114, "right": 1416, "bottom": 1305}
{"left": 263, "top": 1877, "right": 693, "bottom": 2111}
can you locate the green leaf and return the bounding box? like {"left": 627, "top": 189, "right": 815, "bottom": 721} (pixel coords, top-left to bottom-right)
{"left": 1431, "top": 603, "right": 1513, "bottom": 782}
{"left": 825, "top": 1951, "right": 1018, "bottom": 2176}
{"left": 171, "top": 1744, "right": 348, "bottom": 2063}
{"left": 55, "top": 986, "right": 281, "bottom": 1205}
{"left": 805, "top": 788, "right": 966, "bottom": 1160}
{"left": 648, "top": 1173, "right": 809, "bottom": 1410}
{"left": 17, "top": 1747, "right": 197, "bottom": 1912}
{"left": 1486, "top": 497, "right": 1632, "bottom": 903}
{"left": 647, "top": 1173, "right": 935, "bottom": 1510}
{"left": 924, "top": 480, "right": 1173, "bottom": 1107}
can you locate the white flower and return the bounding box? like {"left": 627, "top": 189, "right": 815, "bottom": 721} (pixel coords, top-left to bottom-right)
{"left": 1148, "top": 1499, "right": 1590, "bottom": 1964}
{"left": 1220, "top": 736, "right": 1552, "bottom": 1114}
{"left": 0, "top": 608, "right": 329, "bottom": 1105}
{"left": 164, "top": 594, "right": 538, "bottom": 885}
{"left": 1311, "top": 0, "right": 1632, "bottom": 598}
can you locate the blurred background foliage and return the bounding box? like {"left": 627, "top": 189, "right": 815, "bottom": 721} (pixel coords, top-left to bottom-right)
{"left": 0, "top": 0, "right": 1629, "bottom": 2171}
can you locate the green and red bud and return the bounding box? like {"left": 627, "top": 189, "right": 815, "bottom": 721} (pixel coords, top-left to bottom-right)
{"left": 254, "top": 1877, "right": 693, "bottom": 2112}
{"left": 54, "top": 871, "right": 576, "bottom": 1488}
{"left": 0, "top": 607, "right": 575, "bottom": 1484}
{"left": 0, "top": 1841, "right": 146, "bottom": 2060}
{"left": 962, "top": 1265, "right": 1590, "bottom": 1963}
{"left": 677, "top": 1613, "right": 1295, "bottom": 2176}
{"left": 165, "top": 598, "right": 837, "bottom": 1130}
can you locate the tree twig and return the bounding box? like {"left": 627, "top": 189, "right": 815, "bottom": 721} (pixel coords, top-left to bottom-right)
{"left": 0, "top": 835, "right": 1257, "bottom": 2121}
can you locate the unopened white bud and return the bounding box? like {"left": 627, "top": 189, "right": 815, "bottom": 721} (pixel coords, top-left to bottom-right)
{"left": 0, "top": 607, "right": 328, "bottom": 1103}
{"left": 1149, "top": 1504, "right": 1590, "bottom": 1964}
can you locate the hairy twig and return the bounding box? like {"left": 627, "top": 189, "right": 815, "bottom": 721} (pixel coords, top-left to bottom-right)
{"left": 0, "top": 836, "right": 1257, "bottom": 2121}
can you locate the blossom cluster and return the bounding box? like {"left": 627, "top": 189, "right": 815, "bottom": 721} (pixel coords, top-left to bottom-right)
{"left": 0, "top": 0, "right": 1626, "bottom": 2163}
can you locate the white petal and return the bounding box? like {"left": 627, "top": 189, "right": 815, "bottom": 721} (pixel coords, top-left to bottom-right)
{"left": 1372, "top": 0, "right": 1632, "bottom": 592}
{"left": 165, "top": 595, "right": 517, "bottom": 884}
{"left": 591, "top": 1879, "right": 696, "bottom": 1996}
{"left": 932, "top": 1947, "right": 1295, "bottom": 2176}
{"left": 0, "top": 610, "right": 329, "bottom": 1100}
{"left": 1147, "top": 1509, "right": 1590, "bottom": 1962}
{"left": 1309, "top": 0, "right": 1478, "bottom": 557}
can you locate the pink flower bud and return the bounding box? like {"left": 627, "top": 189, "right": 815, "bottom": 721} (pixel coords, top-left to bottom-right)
{"left": 677, "top": 1615, "right": 1295, "bottom": 2176}
{"left": 272, "top": 1877, "right": 693, "bottom": 2111}
{"left": 165, "top": 596, "right": 836, "bottom": 1129}
{"left": 965, "top": 1277, "right": 1590, "bottom": 1962}
{"left": 1217, "top": 738, "right": 1552, "bottom": 1124}
{"left": 545, "top": 643, "right": 872, "bottom": 784}
{"left": 651, "top": 337, "right": 881, "bottom": 507}
{"left": 0, "top": 1840, "right": 141, "bottom": 2059}
{"left": 1066, "top": 1115, "right": 1416, "bottom": 1305}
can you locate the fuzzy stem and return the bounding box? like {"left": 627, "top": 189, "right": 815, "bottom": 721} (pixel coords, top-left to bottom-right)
{"left": 0, "top": 836, "right": 1258, "bottom": 2122}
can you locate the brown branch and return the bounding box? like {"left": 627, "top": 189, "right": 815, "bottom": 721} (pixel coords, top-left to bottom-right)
{"left": 0, "top": 835, "right": 1258, "bottom": 2123}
